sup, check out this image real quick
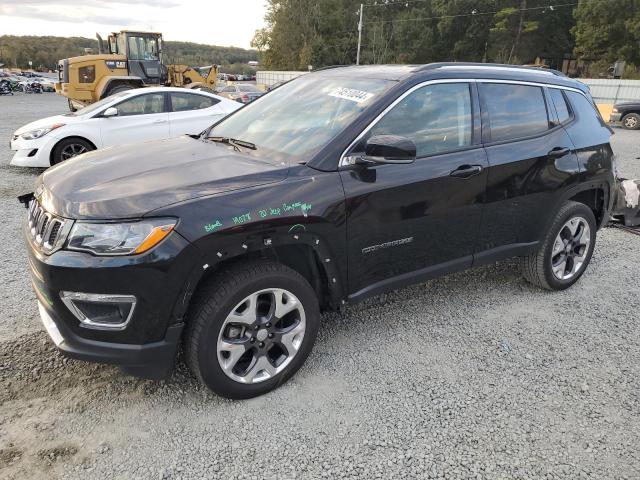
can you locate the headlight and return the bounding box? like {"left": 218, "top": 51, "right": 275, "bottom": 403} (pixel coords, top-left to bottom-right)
{"left": 20, "top": 123, "right": 65, "bottom": 140}
{"left": 612, "top": 108, "right": 619, "bottom": 113}
{"left": 67, "top": 218, "right": 176, "bottom": 256}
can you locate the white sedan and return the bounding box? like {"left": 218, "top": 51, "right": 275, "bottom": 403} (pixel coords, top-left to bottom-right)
{"left": 10, "top": 87, "right": 241, "bottom": 168}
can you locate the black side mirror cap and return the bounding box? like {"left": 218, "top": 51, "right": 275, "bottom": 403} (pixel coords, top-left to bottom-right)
{"left": 360, "top": 134, "right": 417, "bottom": 165}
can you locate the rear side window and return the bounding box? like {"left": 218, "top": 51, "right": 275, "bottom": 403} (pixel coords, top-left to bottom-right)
{"left": 549, "top": 88, "right": 571, "bottom": 124}
{"left": 365, "top": 82, "right": 472, "bottom": 157}
{"left": 481, "top": 83, "right": 549, "bottom": 142}
{"left": 170, "top": 92, "right": 217, "bottom": 112}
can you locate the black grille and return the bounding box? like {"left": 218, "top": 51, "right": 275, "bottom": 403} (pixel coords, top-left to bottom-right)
{"left": 27, "top": 200, "right": 69, "bottom": 253}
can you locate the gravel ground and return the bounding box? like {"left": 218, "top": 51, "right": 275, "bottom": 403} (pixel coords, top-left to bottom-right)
{"left": 0, "top": 93, "right": 639, "bottom": 480}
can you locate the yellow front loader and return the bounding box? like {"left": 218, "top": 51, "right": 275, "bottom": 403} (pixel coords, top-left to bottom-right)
{"left": 55, "top": 31, "right": 218, "bottom": 111}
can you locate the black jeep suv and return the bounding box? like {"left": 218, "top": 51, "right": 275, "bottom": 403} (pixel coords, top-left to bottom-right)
{"left": 24, "top": 63, "right": 615, "bottom": 399}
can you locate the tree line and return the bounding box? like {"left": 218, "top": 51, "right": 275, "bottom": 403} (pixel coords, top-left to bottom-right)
{"left": 0, "top": 35, "right": 258, "bottom": 71}
{"left": 251, "top": 0, "right": 640, "bottom": 77}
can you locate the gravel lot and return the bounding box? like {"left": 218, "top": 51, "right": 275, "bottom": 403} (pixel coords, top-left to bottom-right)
{"left": 1, "top": 93, "right": 639, "bottom": 480}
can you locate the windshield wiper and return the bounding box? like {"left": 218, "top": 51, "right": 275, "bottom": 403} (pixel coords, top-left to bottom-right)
{"left": 207, "top": 136, "right": 257, "bottom": 151}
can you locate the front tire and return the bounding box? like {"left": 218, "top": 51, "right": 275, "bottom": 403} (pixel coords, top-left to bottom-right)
{"left": 521, "top": 201, "right": 596, "bottom": 290}
{"left": 184, "top": 260, "right": 320, "bottom": 399}
{"left": 621, "top": 113, "right": 640, "bottom": 130}
{"left": 51, "top": 137, "right": 94, "bottom": 165}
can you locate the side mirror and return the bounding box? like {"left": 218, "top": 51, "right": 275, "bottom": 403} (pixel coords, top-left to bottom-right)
{"left": 359, "top": 134, "right": 416, "bottom": 165}
{"left": 102, "top": 107, "right": 118, "bottom": 118}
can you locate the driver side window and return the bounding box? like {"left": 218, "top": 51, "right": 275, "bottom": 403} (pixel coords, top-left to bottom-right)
{"left": 115, "top": 93, "right": 165, "bottom": 116}
{"left": 365, "top": 83, "right": 472, "bottom": 158}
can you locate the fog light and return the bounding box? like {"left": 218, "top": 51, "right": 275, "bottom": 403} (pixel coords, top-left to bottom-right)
{"left": 60, "top": 291, "right": 136, "bottom": 331}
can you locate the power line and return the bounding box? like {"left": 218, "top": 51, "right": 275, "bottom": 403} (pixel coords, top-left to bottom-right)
{"left": 362, "top": 2, "right": 578, "bottom": 25}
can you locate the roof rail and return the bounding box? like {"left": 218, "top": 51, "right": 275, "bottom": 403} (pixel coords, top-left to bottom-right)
{"left": 417, "top": 62, "right": 566, "bottom": 77}
{"left": 311, "top": 65, "right": 350, "bottom": 72}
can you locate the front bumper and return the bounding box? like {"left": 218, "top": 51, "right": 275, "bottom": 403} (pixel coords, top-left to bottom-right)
{"left": 37, "top": 301, "right": 184, "bottom": 379}
{"left": 609, "top": 112, "right": 622, "bottom": 124}
{"left": 10, "top": 134, "right": 58, "bottom": 168}
{"left": 26, "top": 221, "right": 201, "bottom": 379}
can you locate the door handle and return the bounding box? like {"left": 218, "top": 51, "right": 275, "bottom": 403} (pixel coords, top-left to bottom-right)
{"left": 450, "top": 165, "right": 483, "bottom": 178}
{"left": 548, "top": 147, "right": 570, "bottom": 158}
{"left": 152, "top": 119, "right": 167, "bottom": 124}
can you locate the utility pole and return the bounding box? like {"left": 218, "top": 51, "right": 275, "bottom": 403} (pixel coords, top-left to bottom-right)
{"left": 356, "top": 3, "right": 363, "bottom": 65}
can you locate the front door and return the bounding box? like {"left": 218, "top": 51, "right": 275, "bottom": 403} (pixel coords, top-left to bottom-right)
{"left": 340, "top": 82, "right": 488, "bottom": 298}
{"left": 99, "top": 92, "right": 169, "bottom": 146}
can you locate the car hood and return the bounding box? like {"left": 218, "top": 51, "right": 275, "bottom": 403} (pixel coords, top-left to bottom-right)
{"left": 614, "top": 102, "right": 640, "bottom": 107}
{"left": 36, "top": 136, "right": 289, "bottom": 219}
{"left": 14, "top": 114, "right": 81, "bottom": 135}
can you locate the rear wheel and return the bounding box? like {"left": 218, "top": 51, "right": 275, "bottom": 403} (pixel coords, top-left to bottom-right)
{"left": 51, "top": 137, "right": 94, "bottom": 165}
{"left": 521, "top": 201, "right": 596, "bottom": 290}
{"left": 184, "top": 260, "right": 320, "bottom": 399}
{"left": 621, "top": 113, "right": 640, "bottom": 130}
{"left": 105, "top": 83, "right": 134, "bottom": 98}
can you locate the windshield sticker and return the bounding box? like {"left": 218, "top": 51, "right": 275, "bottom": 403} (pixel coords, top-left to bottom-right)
{"left": 328, "top": 87, "right": 374, "bottom": 103}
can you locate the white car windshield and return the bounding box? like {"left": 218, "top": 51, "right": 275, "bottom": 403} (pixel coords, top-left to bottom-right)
{"left": 207, "top": 74, "right": 395, "bottom": 162}
{"left": 68, "top": 91, "right": 135, "bottom": 117}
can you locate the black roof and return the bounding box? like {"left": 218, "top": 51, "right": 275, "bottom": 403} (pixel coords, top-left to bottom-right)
{"left": 314, "top": 62, "right": 589, "bottom": 93}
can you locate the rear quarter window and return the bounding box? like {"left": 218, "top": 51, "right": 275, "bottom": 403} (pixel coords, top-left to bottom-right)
{"left": 563, "top": 90, "right": 611, "bottom": 148}
{"left": 481, "top": 83, "right": 550, "bottom": 142}
{"left": 548, "top": 88, "right": 572, "bottom": 124}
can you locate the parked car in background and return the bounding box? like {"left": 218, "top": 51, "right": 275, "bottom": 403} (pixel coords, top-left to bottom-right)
{"left": 609, "top": 101, "right": 640, "bottom": 130}
{"left": 217, "top": 83, "right": 263, "bottom": 103}
{"left": 36, "top": 77, "right": 56, "bottom": 92}
{"left": 10, "top": 87, "right": 240, "bottom": 167}
{"left": 23, "top": 63, "right": 615, "bottom": 399}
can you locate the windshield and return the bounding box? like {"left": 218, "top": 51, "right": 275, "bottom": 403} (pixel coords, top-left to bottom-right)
{"left": 207, "top": 74, "right": 395, "bottom": 162}
{"left": 67, "top": 91, "right": 133, "bottom": 116}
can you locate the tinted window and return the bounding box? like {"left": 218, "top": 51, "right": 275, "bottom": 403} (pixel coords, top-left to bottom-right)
{"left": 222, "top": 86, "right": 236, "bottom": 93}
{"left": 482, "top": 84, "right": 549, "bottom": 142}
{"left": 171, "top": 92, "right": 217, "bottom": 112}
{"left": 549, "top": 88, "right": 571, "bottom": 123}
{"left": 365, "top": 83, "right": 472, "bottom": 157}
{"left": 115, "top": 93, "right": 165, "bottom": 116}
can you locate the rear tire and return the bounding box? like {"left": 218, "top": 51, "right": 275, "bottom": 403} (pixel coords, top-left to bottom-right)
{"left": 105, "top": 83, "right": 134, "bottom": 98}
{"left": 521, "top": 201, "right": 596, "bottom": 290}
{"left": 184, "top": 260, "right": 320, "bottom": 399}
{"left": 51, "top": 137, "right": 94, "bottom": 165}
{"left": 621, "top": 113, "right": 640, "bottom": 130}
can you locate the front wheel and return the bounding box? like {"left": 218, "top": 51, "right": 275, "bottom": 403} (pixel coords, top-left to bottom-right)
{"left": 184, "top": 260, "right": 320, "bottom": 399}
{"left": 521, "top": 201, "right": 596, "bottom": 290}
{"left": 51, "top": 137, "right": 95, "bottom": 165}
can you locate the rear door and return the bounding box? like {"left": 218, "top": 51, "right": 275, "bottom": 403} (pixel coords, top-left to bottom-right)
{"left": 99, "top": 92, "right": 169, "bottom": 146}
{"left": 168, "top": 92, "right": 226, "bottom": 136}
{"left": 475, "top": 82, "right": 580, "bottom": 262}
{"left": 340, "top": 82, "right": 488, "bottom": 298}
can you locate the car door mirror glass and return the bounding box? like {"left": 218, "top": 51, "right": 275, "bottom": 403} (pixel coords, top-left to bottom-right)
{"left": 361, "top": 134, "right": 416, "bottom": 165}
{"left": 102, "top": 107, "right": 118, "bottom": 118}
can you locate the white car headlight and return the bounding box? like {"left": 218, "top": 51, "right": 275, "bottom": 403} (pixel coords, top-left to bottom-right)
{"left": 67, "top": 219, "right": 176, "bottom": 256}
{"left": 20, "top": 123, "right": 65, "bottom": 140}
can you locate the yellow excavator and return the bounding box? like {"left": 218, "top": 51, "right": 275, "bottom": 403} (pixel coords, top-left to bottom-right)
{"left": 55, "top": 30, "right": 219, "bottom": 111}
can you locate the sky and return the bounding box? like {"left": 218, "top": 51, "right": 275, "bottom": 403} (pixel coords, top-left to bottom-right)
{"left": 0, "top": 0, "right": 267, "bottom": 49}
